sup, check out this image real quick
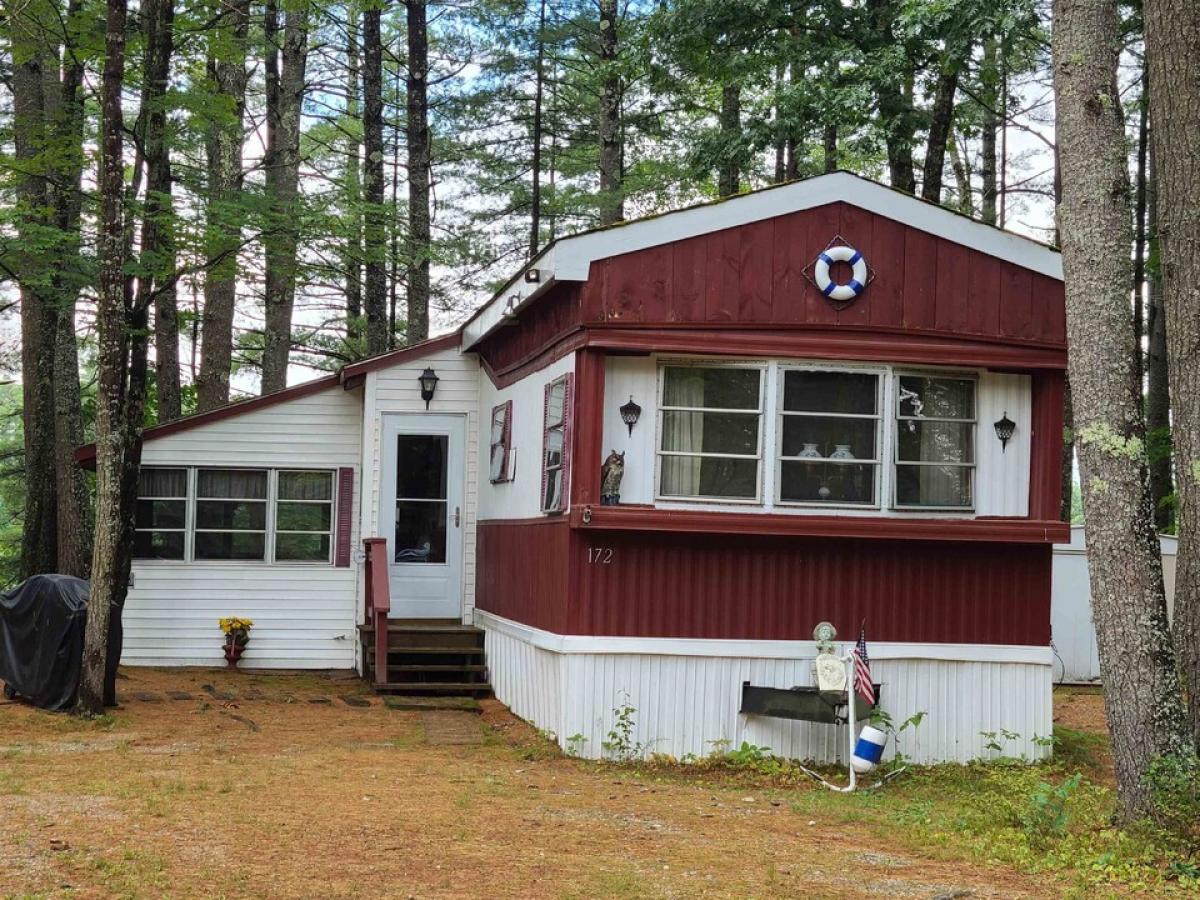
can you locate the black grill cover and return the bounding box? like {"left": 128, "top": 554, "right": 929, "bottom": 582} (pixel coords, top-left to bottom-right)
{"left": 0, "top": 574, "right": 90, "bottom": 711}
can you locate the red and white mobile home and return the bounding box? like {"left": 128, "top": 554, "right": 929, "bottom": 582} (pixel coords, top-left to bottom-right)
{"left": 94, "top": 171, "right": 1067, "bottom": 764}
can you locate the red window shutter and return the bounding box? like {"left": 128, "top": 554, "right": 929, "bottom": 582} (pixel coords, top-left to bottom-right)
{"left": 335, "top": 467, "right": 355, "bottom": 567}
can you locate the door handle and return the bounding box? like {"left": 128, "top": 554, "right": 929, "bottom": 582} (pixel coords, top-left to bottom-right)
{"left": 454, "top": 506, "right": 461, "bottom": 527}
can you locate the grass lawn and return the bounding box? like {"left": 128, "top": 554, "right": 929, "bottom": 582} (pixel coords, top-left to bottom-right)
{"left": 0, "top": 670, "right": 1195, "bottom": 899}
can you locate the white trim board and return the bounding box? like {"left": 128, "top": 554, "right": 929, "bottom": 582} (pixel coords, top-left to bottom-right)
{"left": 473, "top": 610, "right": 1053, "bottom": 666}
{"left": 462, "top": 171, "right": 1063, "bottom": 349}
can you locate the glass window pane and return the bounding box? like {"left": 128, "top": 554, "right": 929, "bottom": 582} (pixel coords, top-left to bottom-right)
{"left": 276, "top": 502, "right": 331, "bottom": 532}
{"left": 396, "top": 435, "right": 448, "bottom": 500}
{"left": 491, "top": 406, "right": 507, "bottom": 445}
{"left": 780, "top": 461, "right": 877, "bottom": 504}
{"left": 138, "top": 468, "right": 187, "bottom": 498}
{"left": 277, "top": 471, "right": 333, "bottom": 501}
{"left": 195, "top": 531, "right": 266, "bottom": 561}
{"left": 395, "top": 501, "right": 447, "bottom": 563}
{"left": 133, "top": 530, "right": 185, "bottom": 560}
{"left": 275, "top": 532, "right": 331, "bottom": 562}
{"left": 198, "top": 469, "right": 267, "bottom": 499}
{"left": 136, "top": 498, "right": 185, "bottom": 530}
{"left": 780, "top": 416, "right": 877, "bottom": 461}
{"left": 662, "top": 367, "right": 760, "bottom": 410}
{"left": 662, "top": 411, "right": 759, "bottom": 456}
{"left": 544, "top": 426, "right": 563, "bottom": 470}
{"left": 196, "top": 500, "right": 266, "bottom": 531}
{"left": 660, "top": 456, "right": 758, "bottom": 499}
{"left": 898, "top": 376, "right": 975, "bottom": 419}
{"left": 783, "top": 371, "right": 877, "bottom": 415}
{"left": 546, "top": 380, "right": 566, "bottom": 424}
{"left": 490, "top": 445, "right": 506, "bottom": 482}
{"left": 897, "top": 421, "right": 975, "bottom": 463}
{"left": 896, "top": 464, "right": 973, "bottom": 507}
{"left": 542, "top": 469, "right": 562, "bottom": 511}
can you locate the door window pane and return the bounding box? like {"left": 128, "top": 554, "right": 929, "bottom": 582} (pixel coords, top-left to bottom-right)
{"left": 396, "top": 435, "right": 448, "bottom": 500}
{"left": 395, "top": 501, "right": 447, "bottom": 563}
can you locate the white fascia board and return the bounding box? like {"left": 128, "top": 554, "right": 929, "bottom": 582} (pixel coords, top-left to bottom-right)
{"left": 473, "top": 610, "right": 1053, "bottom": 666}
{"left": 463, "top": 172, "right": 1063, "bottom": 349}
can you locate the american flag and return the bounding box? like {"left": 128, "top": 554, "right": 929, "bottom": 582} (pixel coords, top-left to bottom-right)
{"left": 853, "top": 623, "right": 874, "bottom": 707}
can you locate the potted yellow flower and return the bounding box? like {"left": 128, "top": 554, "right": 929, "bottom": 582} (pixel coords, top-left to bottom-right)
{"left": 218, "top": 617, "right": 254, "bottom": 669}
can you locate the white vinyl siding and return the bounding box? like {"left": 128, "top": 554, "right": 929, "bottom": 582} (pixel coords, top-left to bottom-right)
{"left": 124, "top": 384, "right": 363, "bottom": 670}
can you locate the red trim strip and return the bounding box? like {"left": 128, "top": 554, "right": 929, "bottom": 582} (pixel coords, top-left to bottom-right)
{"left": 568, "top": 504, "right": 1070, "bottom": 544}
{"left": 74, "top": 374, "right": 342, "bottom": 466}
{"left": 335, "top": 467, "right": 355, "bottom": 567}
{"left": 339, "top": 332, "right": 462, "bottom": 378}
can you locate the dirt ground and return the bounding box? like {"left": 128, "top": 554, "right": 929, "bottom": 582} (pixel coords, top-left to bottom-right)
{"left": 1, "top": 670, "right": 1106, "bottom": 899}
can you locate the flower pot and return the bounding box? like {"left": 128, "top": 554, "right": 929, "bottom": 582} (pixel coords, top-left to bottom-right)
{"left": 223, "top": 641, "right": 246, "bottom": 669}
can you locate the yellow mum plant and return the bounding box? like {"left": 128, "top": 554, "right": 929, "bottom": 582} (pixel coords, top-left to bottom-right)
{"left": 218, "top": 617, "right": 254, "bottom": 640}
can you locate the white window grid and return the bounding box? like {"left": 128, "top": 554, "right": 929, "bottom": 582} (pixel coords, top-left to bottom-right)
{"left": 134, "top": 467, "right": 188, "bottom": 559}
{"left": 274, "top": 469, "right": 336, "bottom": 564}
{"left": 892, "top": 371, "right": 978, "bottom": 511}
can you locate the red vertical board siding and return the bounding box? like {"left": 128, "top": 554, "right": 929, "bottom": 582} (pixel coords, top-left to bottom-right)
{"left": 737, "top": 218, "right": 775, "bottom": 322}
{"left": 640, "top": 243, "right": 674, "bottom": 322}
{"left": 966, "top": 252, "right": 1003, "bottom": 336}
{"left": 335, "top": 467, "right": 355, "bottom": 567}
{"left": 867, "top": 214, "right": 906, "bottom": 329}
{"left": 1028, "top": 371, "right": 1066, "bottom": 520}
{"left": 999, "top": 265, "right": 1035, "bottom": 339}
{"left": 568, "top": 529, "right": 1051, "bottom": 645}
{"left": 671, "top": 231, "right": 708, "bottom": 322}
{"left": 1031, "top": 272, "right": 1068, "bottom": 344}
{"left": 902, "top": 229, "right": 938, "bottom": 330}
{"left": 604, "top": 254, "right": 644, "bottom": 323}
{"left": 771, "top": 210, "right": 809, "bottom": 324}
{"left": 804, "top": 203, "right": 842, "bottom": 325}
{"left": 571, "top": 349, "right": 605, "bottom": 506}
{"left": 835, "top": 203, "right": 874, "bottom": 327}
{"left": 476, "top": 519, "right": 572, "bottom": 633}
{"left": 581, "top": 263, "right": 607, "bottom": 322}
{"left": 935, "top": 239, "right": 971, "bottom": 333}
{"left": 705, "top": 229, "right": 741, "bottom": 322}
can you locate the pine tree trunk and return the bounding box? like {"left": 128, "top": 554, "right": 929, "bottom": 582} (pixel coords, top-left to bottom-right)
{"left": 196, "top": 0, "right": 250, "bottom": 411}
{"left": 262, "top": 0, "right": 309, "bottom": 393}
{"left": 921, "top": 55, "right": 961, "bottom": 204}
{"left": 1052, "top": 0, "right": 1187, "bottom": 814}
{"left": 950, "top": 132, "right": 974, "bottom": 215}
{"left": 980, "top": 38, "right": 999, "bottom": 225}
{"left": 1131, "top": 65, "right": 1149, "bottom": 394}
{"left": 1145, "top": 154, "right": 1173, "bottom": 532}
{"left": 717, "top": 84, "right": 740, "bottom": 198}
{"left": 362, "top": 3, "right": 387, "bottom": 356}
{"left": 406, "top": 0, "right": 431, "bottom": 345}
{"left": 597, "top": 0, "right": 623, "bottom": 224}
{"left": 529, "top": 0, "right": 547, "bottom": 259}
{"left": 343, "top": 5, "right": 363, "bottom": 340}
{"left": 79, "top": 0, "right": 130, "bottom": 716}
{"left": 1143, "top": 0, "right": 1200, "bottom": 747}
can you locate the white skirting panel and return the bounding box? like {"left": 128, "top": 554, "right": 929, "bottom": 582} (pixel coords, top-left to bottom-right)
{"left": 478, "top": 612, "right": 1053, "bottom": 764}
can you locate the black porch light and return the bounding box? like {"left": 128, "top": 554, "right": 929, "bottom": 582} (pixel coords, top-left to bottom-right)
{"left": 619, "top": 395, "right": 642, "bottom": 435}
{"left": 994, "top": 411, "right": 1016, "bottom": 453}
{"left": 418, "top": 367, "right": 440, "bottom": 409}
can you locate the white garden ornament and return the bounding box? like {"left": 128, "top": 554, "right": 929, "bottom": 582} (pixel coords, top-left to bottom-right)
{"left": 813, "top": 244, "right": 869, "bottom": 303}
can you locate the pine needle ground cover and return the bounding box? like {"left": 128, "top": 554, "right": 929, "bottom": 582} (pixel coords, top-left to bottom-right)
{"left": 0, "top": 672, "right": 1193, "bottom": 898}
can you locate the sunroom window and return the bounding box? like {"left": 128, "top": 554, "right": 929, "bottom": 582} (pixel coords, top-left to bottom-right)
{"left": 134, "top": 468, "right": 187, "bottom": 559}
{"left": 894, "top": 375, "right": 976, "bottom": 509}
{"left": 778, "top": 370, "right": 880, "bottom": 506}
{"left": 275, "top": 471, "right": 334, "bottom": 562}
{"left": 658, "top": 365, "right": 763, "bottom": 501}
{"left": 194, "top": 469, "right": 268, "bottom": 560}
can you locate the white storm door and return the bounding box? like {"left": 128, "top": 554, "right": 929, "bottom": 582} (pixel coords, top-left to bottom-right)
{"left": 378, "top": 414, "right": 465, "bottom": 619}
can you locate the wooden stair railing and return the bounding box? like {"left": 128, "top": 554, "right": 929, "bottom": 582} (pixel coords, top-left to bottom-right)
{"left": 363, "top": 538, "right": 390, "bottom": 687}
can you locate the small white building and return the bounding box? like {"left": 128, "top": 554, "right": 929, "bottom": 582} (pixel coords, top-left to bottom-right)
{"left": 1051, "top": 525, "right": 1179, "bottom": 684}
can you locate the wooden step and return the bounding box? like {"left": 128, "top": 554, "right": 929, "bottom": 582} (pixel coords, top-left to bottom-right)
{"left": 373, "top": 681, "right": 493, "bottom": 696}
{"left": 388, "top": 664, "right": 487, "bottom": 673}
{"left": 365, "top": 646, "right": 484, "bottom": 657}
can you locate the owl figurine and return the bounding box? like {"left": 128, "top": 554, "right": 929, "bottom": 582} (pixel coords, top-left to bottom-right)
{"left": 600, "top": 450, "right": 625, "bottom": 505}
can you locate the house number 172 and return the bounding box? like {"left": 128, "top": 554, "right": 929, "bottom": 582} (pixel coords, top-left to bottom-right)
{"left": 587, "top": 547, "right": 614, "bottom": 565}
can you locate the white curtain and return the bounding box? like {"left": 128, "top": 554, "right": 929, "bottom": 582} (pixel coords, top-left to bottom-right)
{"left": 661, "top": 370, "right": 705, "bottom": 496}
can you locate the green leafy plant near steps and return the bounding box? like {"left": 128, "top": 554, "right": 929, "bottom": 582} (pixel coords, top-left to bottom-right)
{"left": 1020, "top": 772, "right": 1083, "bottom": 847}
{"left": 601, "top": 693, "right": 650, "bottom": 762}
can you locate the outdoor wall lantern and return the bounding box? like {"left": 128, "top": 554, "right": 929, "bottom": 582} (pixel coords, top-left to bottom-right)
{"left": 994, "top": 411, "right": 1016, "bottom": 453}
{"left": 619, "top": 395, "right": 642, "bottom": 435}
{"left": 418, "top": 367, "right": 440, "bottom": 409}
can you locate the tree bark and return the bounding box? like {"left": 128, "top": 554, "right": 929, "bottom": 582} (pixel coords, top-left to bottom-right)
{"left": 343, "top": 5, "right": 363, "bottom": 341}
{"left": 406, "top": 0, "right": 431, "bottom": 344}
{"left": 867, "top": 0, "right": 916, "bottom": 193}
{"left": 921, "top": 54, "right": 962, "bottom": 204}
{"left": 1131, "top": 63, "right": 1149, "bottom": 395}
{"left": 529, "top": 0, "right": 547, "bottom": 258}
{"left": 196, "top": 0, "right": 250, "bottom": 411}
{"left": 1061, "top": 374, "right": 1074, "bottom": 521}
{"left": 1145, "top": 153, "right": 1173, "bottom": 532}
{"left": 79, "top": 0, "right": 130, "bottom": 716}
{"left": 717, "top": 83, "right": 741, "bottom": 198}
{"left": 362, "top": 2, "right": 387, "bottom": 355}
{"left": 1143, "top": 0, "right": 1200, "bottom": 747}
{"left": 980, "top": 38, "right": 999, "bottom": 225}
{"left": 597, "top": 0, "right": 623, "bottom": 224}
{"left": 262, "top": 0, "right": 309, "bottom": 393}
{"left": 1052, "top": 0, "right": 1187, "bottom": 814}
{"left": 949, "top": 132, "right": 974, "bottom": 215}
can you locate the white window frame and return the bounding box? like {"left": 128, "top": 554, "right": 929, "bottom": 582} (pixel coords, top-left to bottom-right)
{"left": 133, "top": 466, "right": 189, "bottom": 560}
{"left": 274, "top": 469, "right": 336, "bottom": 564}
{"left": 132, "top": 466, "right": 339, "bottom": 565}
{"left": 192, "top": 467, "right": 271, "bottom": 563}
{"left": 654, "top": 359, "right": 767, "bottom": 505}
{"left": 775, "top": 363, "right": 884, "bottom": 510}
{"left": 891, "top": 371, "right": 978, "bottom": 512}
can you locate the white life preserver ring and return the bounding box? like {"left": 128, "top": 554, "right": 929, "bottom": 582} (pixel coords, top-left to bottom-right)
{"left": 814, "top": 245, "right": 868, "bottom": 302}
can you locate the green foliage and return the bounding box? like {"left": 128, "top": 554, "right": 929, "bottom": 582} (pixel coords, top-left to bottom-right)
{"left": 601, "top": 693, "right": 648, "bottom": 761}
{"left": 1019, "top": 772, "right": 1082, "bottom": 847}
{"left": 1144, "top": 752, "right": 1200, "bottom": 849}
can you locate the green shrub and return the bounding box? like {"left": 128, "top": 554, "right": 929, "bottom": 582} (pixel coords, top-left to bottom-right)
{"left": 1145, "top": 751, "right": 1200, "bottom": 848}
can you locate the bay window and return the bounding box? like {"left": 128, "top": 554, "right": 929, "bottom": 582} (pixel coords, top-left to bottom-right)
{"left": 657, "top": 365, "right": 763, "bottom": 501}
{"left": 655, "top": 361, "right": 977, "bottom": 512}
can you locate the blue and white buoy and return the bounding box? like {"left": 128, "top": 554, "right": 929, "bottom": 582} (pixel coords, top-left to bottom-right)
{"left": 850, "top": 724, "right": 887, "bottom": 773}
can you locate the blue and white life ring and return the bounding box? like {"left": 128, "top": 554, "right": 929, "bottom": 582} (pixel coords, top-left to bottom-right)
{"left": 814, "top": 245, "right": 868, "bottom": 302}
